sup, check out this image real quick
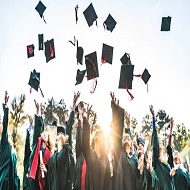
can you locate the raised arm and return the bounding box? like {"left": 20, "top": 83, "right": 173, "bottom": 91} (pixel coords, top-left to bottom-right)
{"left": 75, "top": 103, "right": 83, "bottom": 159}
{"left": 167, "top": 117, "right": 174, "bottom": 168}
{"left": 1, "top": 91, "right": 9, "bottom": 145}
{"left": 150, "top": 105, "right": 159, "bottom": 168}
{"left": 110, "top": 92, "right": 124, "bottom": 158}
{"left": 124, "top": 112, "right": 132, "bottom": 138}
{"left": 82, "top": 104, "right": 92, "bottom": 163}
{"left": 66, "top": 91, "right": 80, "bottom": 147}
{"left": 32, "top": 100, "right": 43, "bottom": 147}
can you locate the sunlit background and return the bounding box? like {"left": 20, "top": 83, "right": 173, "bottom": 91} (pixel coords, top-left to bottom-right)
{"left": 0, "top": 0, "right": 190, "bottom": 136}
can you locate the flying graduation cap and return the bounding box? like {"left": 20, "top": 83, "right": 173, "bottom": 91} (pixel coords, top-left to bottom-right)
{"left": 75, "top": 69, "right": 86, "bottom": 85}
{"left": 85, "top": 51, "right": 99, "bottom": 93}
{"left": 28, "top": 69, "right": 44, "bottom": 97}
{"left": 141, "top": 68, "right": 151, "bottom": 91}
{"left": 103, "top": 14, "right": 117, "bottom": 32}
{"left": 83, "top": 3, "right": 98, "bottom": 27}
{"left": 35, "top": 1, "right": 47, "bottom": 23}
{"left": 120, "top": 53, "right": 132, "bottom": 65}
{"left": 76, "top": 40, "right": 84, "bottom": 65}
{"left": 38, "top": 34, "right": 44, "bottom": 50}
{"left": 27, "top": 44, "right": 35, "bottom": 58}
{"left": 101, "top": 43, "right": 113, "bottom": 65}
{"left": 161, "top": 16, "right": 171, "bottom": 31}
{"left": 44, "top": 39, "right": 55, "bottom": 63}
{"left": 118, "top": 64, "right": 134, "bottom": 100}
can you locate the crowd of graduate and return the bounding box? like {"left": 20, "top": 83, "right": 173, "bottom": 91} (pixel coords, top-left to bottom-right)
{"left": 0, "top": 91, "right": 190, "bottom": 190}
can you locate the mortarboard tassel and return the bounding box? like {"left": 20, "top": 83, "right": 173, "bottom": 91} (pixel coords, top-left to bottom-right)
{"left": 147, "top": 83, "right": 149, "bottom": 92}
{"left": 103, "top": 22, "right": 107, "bottom": 30}
{"left": 50, "top": 44, "right": 54, "bottom": 58}
{"left": 39, "top": 87, "right": 44, "bottom": 97}
{"left": 101, "top": 54, "right": 108, "bottom": 65}
{"left": 90, "top": 14, "right": 98, "bottom": 27}
{"left": 75, "top": 5, "right": 79, "bottom": 24}
{"left": 68, "top": 36, "right": 76, "bottom": 46}
{"left": 126, "top": 87, "right": 134, "bottom": 101}
{"left": 30, "top": 87, "right": 32, "bottom": 94}
{"left": 90, "top": 78, "right": 97, "bottom": 94}
{"left": 42, "top": 15, "right": 47, "bottom": 24}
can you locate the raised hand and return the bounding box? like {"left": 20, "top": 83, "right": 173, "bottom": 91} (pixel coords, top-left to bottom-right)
{"left": 27, "top": 114, "right": 33, "bottom": 126}
{"left": 4, "top": 91, "right": 9, "bottom": 105}
{"left": 125, "top": 112, "right": 131, "bottom": 128}
{"left": 170, "top": 117, "right": 174, "bottom": 135}
{"left": 110, "top": 91, "right": 117, "bottom": 104}
{"left": 73, "top": 91, "right": 81, "bottom": 110}
{"left": 87, "top": 104, "right": 93, "bottom": 121}
{"left": 34, "top": 99, "right": 39, "bottom": 116}
{"left": 149, "top": 105, "right": 154, "bottom": 117}
{"left": 52, "top": 112, "right": 60, "bottom": 125}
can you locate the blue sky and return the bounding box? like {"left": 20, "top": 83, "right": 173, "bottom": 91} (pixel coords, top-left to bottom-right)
{"left": 0, "top": 0, "right": 190, "bottom": 132}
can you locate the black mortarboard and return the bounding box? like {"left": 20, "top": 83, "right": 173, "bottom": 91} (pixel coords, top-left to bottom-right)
{"left": 85, "top": 51, "right": 99, "bottom": 80}
{"left": 161, "top": 16, "right": 171, "bottom": 31}
{"left": 27, "top": 44, "right": 35, "bottom": 58}
{"left": 103, "top": 14, "right": 117, "bottom": 32}
{"left": 142, "top": 68, "right": 151, "bottom": 84}
{"left": 119, "top": 64, "right": 134, "bottom": 90}
{"left": 57, "top": 126, "right": 66, "bottom": 135}
{"left": 38, "top": 34, "right": 44, "bottom": 50}
{"left": 83, "top": 3, "right": 98, "bottom": 27}
{"left": 44, "top": 39, "right": 55, "bottom": 63}
{"left": 76, "top": 40, "right": 84, "bottom": 65}
{"left": 101, "top": 43, "right": 113, "bottom": 64}
{"left": 120, "top": 53, "right": 132, "bottom": 65}
{"left": 137, "top": 137, "right": 145, "bottom": 146}
{"left": 35, "top": 1, "right": 46, "bottom": 21}
{"left": 75, "top": 69, "right": 86, "bottom": 85}
{"left": 28, "top": 69, "right": 44, "bottom": 97}
{"left": 28, "top": 69, "right": 40, "bottom": 92}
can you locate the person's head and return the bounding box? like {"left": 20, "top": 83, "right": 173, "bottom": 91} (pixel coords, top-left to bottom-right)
{"left": 91, "top": 129, "right": 106, "bottom": 154}
{"left": 173, "top": 150, "right": 181, "bottom": 163}
{"left": 57, "top": 133, "right": 69, "bottom": 152}
{"left": 122, "top": 133, "right": 132, "bottom": 148}
{"left": 41, "top": 131, "right": 53, "bottom": 153}
{"left": 138, "top": 142, "right": 144, "bottom": 152}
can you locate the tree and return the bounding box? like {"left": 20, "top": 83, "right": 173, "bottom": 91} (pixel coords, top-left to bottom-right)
{"left": 43, "top": 97, "right": 67, "bottom": 127}
{"left": 9, "top": 94, "right": 27, "bottom": 150}
{"left": 141, "top": 114, "right": 152, "bottom": 137}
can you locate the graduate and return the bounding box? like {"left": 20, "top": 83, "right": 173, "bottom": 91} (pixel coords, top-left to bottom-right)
{"left": 150, "top": 105, "right": 175, "bottom": 190}
{"left": 28, "top": 100, "right": 53, "bottom": 190}
{"left": 0, "top": 91, "right": 20, "bottom": 190}
{"left": 74, "top": 101, "right": 87, "bottom": 190}
{"left": 82, "top": 104, "right": 111, "bottom": 190}
{"left": 23, "top": 115, "right": 33, "bottom": 190}
{"left": 48, "top": 91, "right": 79, "bottom": 190}
{"left": 110, "top": 92, "right": 146, "bottom": 190}
{"left": 167, "top": 117, "right": 190, "bottom": 190}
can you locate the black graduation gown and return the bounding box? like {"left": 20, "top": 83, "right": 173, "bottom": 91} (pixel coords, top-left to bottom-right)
{"left": 82, "top": 117, "right": 111, "bottom": 190}
{"left": 23, "top": 129, "right": 32, "bottom": 190}
{"left": 0, "top": 104, "right": 20, "bottom": 190}
{"left": 151, "top": 117, "right": 175, "bottom": 190}
{"left": 48, "top": 144, "right": 75, "bottom": 190}
{"left": 111, "top": 101, "right": 146, "bottom": 190}
{"left": 74, "top": 126, "right": 86, "bottom": 190}
{"left": 167, "top": 145, "right": 190, "bottom": 190}
{"left": 28, "top": 115, "right": 49, "bottom": 190}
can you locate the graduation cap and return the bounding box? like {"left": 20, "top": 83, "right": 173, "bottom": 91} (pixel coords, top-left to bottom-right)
{"left": 101, "top": 43, "right": 113, "bottom": 64}
{"left": 57, "top": 126, "right": 66, "bottom": 135}
{"left": 118, "top": 64, "right": 134, "bottom": 100}
{"left": 38, "top": 34, "right": 44, "bottom": 50}
{"left": 137, "top": 137, "right": 145, "bottom": 146}
{"left": 141, "top": 68, "right": 151, "bottom": 92}
{"left": 161, "top": 16, "right": 171, "bottom": 31}
{"left": 83, "top": 3, "right": 98, "bottom": 27}
{"left": 85, "top": 51, "right": 99, "bottom": 93}
{"left": 27, "top": 44, "right": 35, "bottom": 58}
{"left": 75, "top": 4, "right": 79, "bottom": 24}
{"left": 28, "top": 69, "right": 44, "bottom": 97}
{"left": 75, "top": 69, "right": 86, "bottom": 85}
{"left": 120, "top": 53, "right": 132, "bottom": 65}
{"left": 76, "top": 40, "right": 84, "bottom": 65}
{"left": 35, "top": 1, "right": 47, "bottom": 23}
{"left": 44, "top": 39, "right": 55, "bottom": 63}
{"left": 103, "top": 14, "right": 117, "bottom": 32}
